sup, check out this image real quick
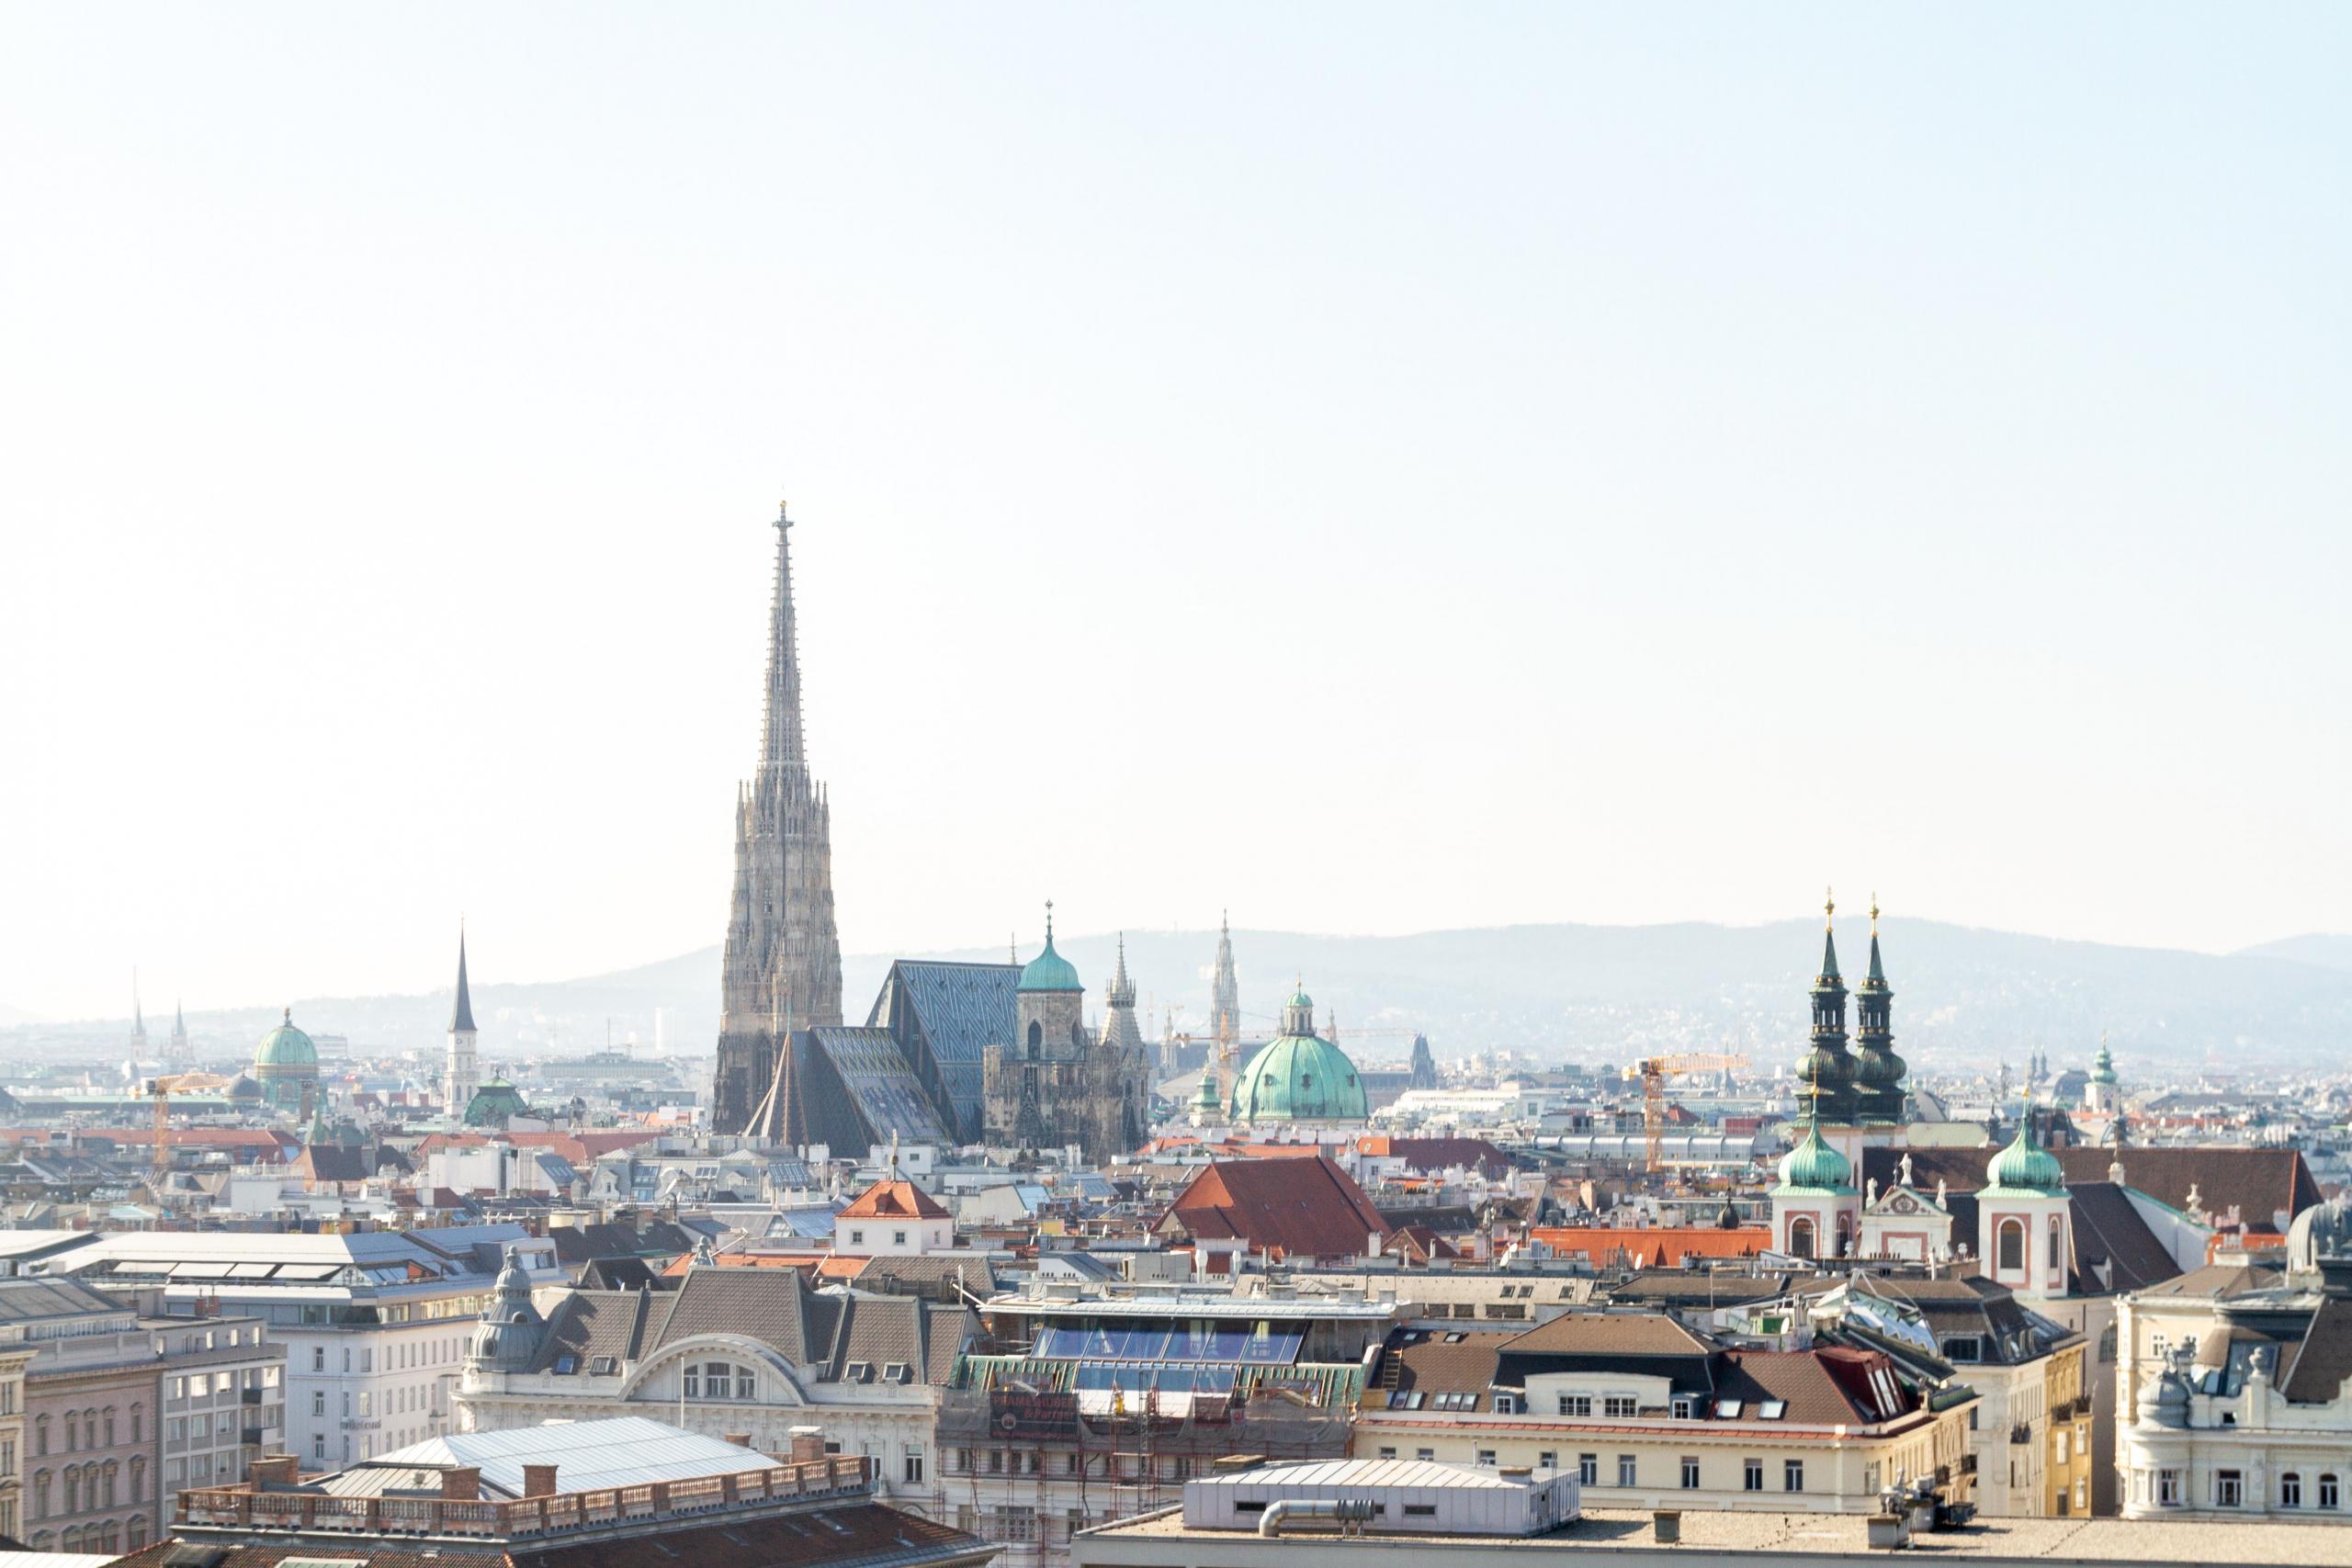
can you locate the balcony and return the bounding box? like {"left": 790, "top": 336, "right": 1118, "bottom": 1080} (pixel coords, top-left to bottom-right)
{"left": 2010, "top": 1426, "right": 2031, "bottom": 1445}
{"left": 242, "top": 1427, "right": 266, "bottom": 1447}
{"left": 241, "top": 1388, "right": 262, "bottom": 1405}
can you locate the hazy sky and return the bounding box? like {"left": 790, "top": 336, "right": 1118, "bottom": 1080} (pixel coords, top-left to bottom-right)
{"left": 3, "top": 6, "right": 2346, "bottom": 1022}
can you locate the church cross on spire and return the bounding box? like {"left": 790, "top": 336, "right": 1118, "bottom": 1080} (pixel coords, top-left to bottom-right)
{"left": 759, "top": 498, "right": 807, "bottom": 771}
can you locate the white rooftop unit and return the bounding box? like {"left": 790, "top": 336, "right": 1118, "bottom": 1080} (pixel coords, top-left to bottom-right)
{"left": 1182, "top": 1459, "right": 1578, "bottom": 1537}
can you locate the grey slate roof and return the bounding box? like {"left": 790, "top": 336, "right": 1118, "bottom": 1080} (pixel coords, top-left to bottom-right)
{"left": 865, "top": 961, "right": 1021, "bottom": 1140}
{"left": 526, "top": 1267, "right": 974, "bottom": 1386}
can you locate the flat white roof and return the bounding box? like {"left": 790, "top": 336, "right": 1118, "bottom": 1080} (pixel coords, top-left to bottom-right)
{"left": 1196, "top": 1459, "right": 1548, "bottom": 1491}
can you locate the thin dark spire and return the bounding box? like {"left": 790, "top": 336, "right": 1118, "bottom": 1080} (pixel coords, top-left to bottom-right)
{"left": 450, "top": 926, "right": 477, "bottom": 1033}
{"left": 1817, "top": 887, "right": 1842, "bottom": 982}
{"left": 759, "top": 499, "right": 807, "bottom": 771}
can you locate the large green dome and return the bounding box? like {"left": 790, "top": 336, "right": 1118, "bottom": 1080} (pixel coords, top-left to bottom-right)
{"left": 1982, "top": 1110, "right": 2066, "bottom": 1196}
{"left": 1017, "top": 931, "right": 1083, "bottom": 993}
{"left": 254, "top": 1009, "right": 317, "bottom": 1067}
{"left": 1228, "top": 986, "right": 1368, "bottom": 1124}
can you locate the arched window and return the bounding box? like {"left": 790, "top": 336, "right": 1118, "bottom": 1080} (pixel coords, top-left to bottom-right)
{"left": 59, "top": 1529, "right": 79, "bottom": 1553}
{"left": 104, "top": 1407, "right": 115, "bottom": 1446}
{"left": 1996, "top": 1218, "right": 2025, "bottom": 1271}
{"left": 33, "top": 1416, "right": 46, "bottom": 1457}
{"left": 2322, "top": 1473, "right": 2340, "bottom": 1510}
{"left": 2284, "top": 1472, "right": 2304, "bottom": 1508}
{"left": 130, "top": 1404, "right": 142, "bottom": 1443}
{"left": 130, "top": 1457, "right": 145, "bottom": 1501}
{"left": 63, "top": 1470, "right": 79, "bottom": 1515}
{"left": 1027, "top": 1021, "right": 1042, "bottom": 1057}
{"left": 128, "top": 1519, "right": 147, "bottom": 1551}
{"left": 2048, "top": 1216, "right": 2063, "bottom": 1269}
{"left": 100, "top": 1522, "right": 119, "bottom": 1552}
{"left": 1789, "top": 1215, "right": 1816, "bottom": 1259}
{"left": 32, "top": 1471, "right": 49, "bottom": 1520}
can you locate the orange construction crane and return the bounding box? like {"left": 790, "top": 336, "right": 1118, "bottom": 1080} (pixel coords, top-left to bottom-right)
{"left": 146, "top": 1072, "right": 236, "bottom": 1182}
{"left": 1623, "top": 1054, "right": 1750, "bottom": 1173}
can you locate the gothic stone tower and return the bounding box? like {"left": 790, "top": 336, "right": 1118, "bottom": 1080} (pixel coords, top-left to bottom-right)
{"left": 447, "top": 927, "right": 481, "bottom": 1114}
{"left": 981, "top": 915, "right": 1152, "bottom": 1162}
{"left": 712, "top": 502, "right": 845, "bottom": 1135}
{"left": 1209, "top": 911, "right": 1240, "bottom": 1100}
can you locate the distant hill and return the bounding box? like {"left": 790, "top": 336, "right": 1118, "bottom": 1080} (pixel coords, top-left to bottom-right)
{"left": 2238, "top": 934, "right": 2352, "bottom": 974}
{"left": 15, "top": 919, "right": 2352, "bottom": 1077}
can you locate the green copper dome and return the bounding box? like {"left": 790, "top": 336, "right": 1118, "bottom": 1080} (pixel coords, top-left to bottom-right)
{"left": 2090, "top": 1038, "right": 2119, "bottom": 1086}
{"left": 254, "top": 1009, "right": 318, "bottom": 1068}
{"left": 1018, "top": 930, "right": 1083, "bottom": 993}
{"left": 1773, "top": 1119, "right": 1854, "bottom": 1195}
{"left": 463, "top": 1077, "right": 529, "bottom": 1129}
{"left": 1229, "top": 1033, "right": 1368, "bottom": 1124}
{"left": 1982, "top": 1109, "right": 2067, "bottom": 1196}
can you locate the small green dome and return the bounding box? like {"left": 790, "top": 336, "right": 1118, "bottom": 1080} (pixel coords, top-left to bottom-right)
{"left": 1287, "top": 986, "right": 1314, "bottom": 1010}
{"left": 1774, "top": 1119, "right": 1854, "bottom": 1194}
{"left": 1983, "top": 1111, "right": 2066, "bottom": 1196}
{"left": 2090, "top": 1040, "right": 2119, "bottom": 1086}
{"left": 1229, "top": 1031, "right": 1368, "bottom": 1124}
{"left": 254, "top": 1009, "right": 317, "bottom": 1068}
{"left": 463, "top": 1077, "right": 529, "bottom": 1129}
{"left": 1018, "top": 931, "right": 1083, "bottom": 993}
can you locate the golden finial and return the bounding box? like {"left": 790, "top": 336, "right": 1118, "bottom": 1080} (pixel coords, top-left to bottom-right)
{"left": 1824, "top": 887, "right": 1836, "bottom": 929}
{"left": 1870, "top": 894, "right": 1880, "bottom": 933}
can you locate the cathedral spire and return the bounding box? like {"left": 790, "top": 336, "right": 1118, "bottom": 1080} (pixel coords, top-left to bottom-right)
{"left": 714, "top": 497, "right": 845, "bottom": 1136}
{"left": 450, "top": 925, "right": 477, "bottom": 1034}
{"left": 759, "top": 500, "right": 806, "bottom": 771}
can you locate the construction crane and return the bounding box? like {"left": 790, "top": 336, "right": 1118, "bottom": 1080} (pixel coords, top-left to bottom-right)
{"left": 1623, "top": 1054, "right": 1750, "bottom": 1173}
{"left": 146, "top": 1072, "right": 236, "bottom": 1183}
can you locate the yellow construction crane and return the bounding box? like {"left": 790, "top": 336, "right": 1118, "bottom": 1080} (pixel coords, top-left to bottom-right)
{"left": 146, "top": 1072, "right": 236, "bottom": 1183}
{"left": 1623, "top": 1054, "right": 1750, "bottom": 1173}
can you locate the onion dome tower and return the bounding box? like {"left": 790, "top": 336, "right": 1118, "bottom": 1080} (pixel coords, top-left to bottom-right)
{"left": 1770, "top": 1109, "right": 1859, "bottom": 1260}
{"left": 1851, "top": 897, "right": 1906, "bottom": 1124}
{"left": 1977, "top": 1091, "right": 2072, "bottom": 1298}
{"left": 468, "top": 1245, "right": 545, "bottom": 1372}
{"left": 2086, "top": 1033, "right": 2121, "bottom": 1114}
{"left": 1793, "top": 891, "right": 1858, "bottom": 1125}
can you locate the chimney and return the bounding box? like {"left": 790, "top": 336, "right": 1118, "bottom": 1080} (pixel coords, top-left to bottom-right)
{"left": 440, "top": 1466, "right": 481, "bottom": 1500}
{"left": 787, "top": 1427, "right": 824, "bottom": 1464}
{"left": 522, "top": 1464, "right": 559, "bottom": 1498}
{"left": 250, "top": 1456, "right": 300, "bottom": 1486}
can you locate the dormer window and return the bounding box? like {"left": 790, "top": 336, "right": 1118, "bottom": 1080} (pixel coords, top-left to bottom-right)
{"left": 845, "top": 1360, "right": 871, "bottom": 1382}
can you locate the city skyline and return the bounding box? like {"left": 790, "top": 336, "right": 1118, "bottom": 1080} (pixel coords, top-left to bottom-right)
{"left": 5, "top": 6, "right": 2347, "bottom": 1019}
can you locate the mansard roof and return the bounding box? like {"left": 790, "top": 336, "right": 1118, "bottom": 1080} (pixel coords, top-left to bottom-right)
{"left": 524, "top": 1267, "right": 972, "bottom": 1385}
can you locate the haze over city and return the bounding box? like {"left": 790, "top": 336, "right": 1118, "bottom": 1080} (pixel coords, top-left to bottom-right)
{"left": 5, "top": 6, "right": 2346, "bottom": 1023}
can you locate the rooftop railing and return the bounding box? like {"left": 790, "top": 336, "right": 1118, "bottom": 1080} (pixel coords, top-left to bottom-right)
{"left": 174, "top": 1455, "right": 874, "bottom": 1542}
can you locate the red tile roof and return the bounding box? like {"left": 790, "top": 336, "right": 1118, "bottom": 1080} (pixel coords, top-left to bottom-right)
{"left": 837, "top": 1177, "right": 950, "bottom": 1221}
{"left": 1161, "top": 1156, "right": 1389, "bottom": 1261}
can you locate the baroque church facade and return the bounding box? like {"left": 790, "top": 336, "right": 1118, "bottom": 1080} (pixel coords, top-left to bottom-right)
{"left": 711, "top": 502, "right": 845, "bottom": 1134}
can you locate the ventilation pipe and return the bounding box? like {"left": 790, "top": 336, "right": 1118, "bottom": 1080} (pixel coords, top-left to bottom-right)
{"left": 1259, "top": 1498, "right": 1375, "bottom": 1538}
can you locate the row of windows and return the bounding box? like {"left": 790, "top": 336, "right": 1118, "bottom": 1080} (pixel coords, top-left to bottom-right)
{"left": 1376, "top": 1448, "right": 1807, "bottom": 1493}
{"left": 29, "top": 1458, "right": 144, "bottom": 1518}
{"left": 306, "top": 1385, "right": 441, "bottom": 1420}
{"left": 2139, "top": 1468, "right": 2344, "bottom": 1509}
{"left": 26, "top": 1519, "right": 146, "bottom": 1554}
{"left": 33, "top": 1406, "right": 141, "bottom": 1455}
{"left": 303, "top": 1337, "right": 468, "bottom": 1374}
